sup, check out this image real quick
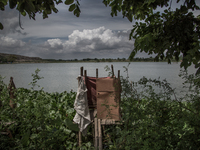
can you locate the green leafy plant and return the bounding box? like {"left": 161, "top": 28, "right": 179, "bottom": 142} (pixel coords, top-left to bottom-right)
{"left": 29, "top": 68, "right": 44, "bottom": 90}
{"left": 0, "top": 70, "right": 82, "bottom": 149}
{"left": 103, "top": 65, "right": 200, "bottom": 149}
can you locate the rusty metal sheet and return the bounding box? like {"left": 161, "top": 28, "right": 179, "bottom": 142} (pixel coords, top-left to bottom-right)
{"left": 96, "top": 78, "right": 121, "bottom": 92}
{"left": 96, "top": 91, "right": 121, "bottom": 121}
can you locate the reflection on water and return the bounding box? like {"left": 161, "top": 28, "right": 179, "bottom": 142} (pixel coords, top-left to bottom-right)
{"left": 0, "top": 62, "right": 196, "bottom": 94}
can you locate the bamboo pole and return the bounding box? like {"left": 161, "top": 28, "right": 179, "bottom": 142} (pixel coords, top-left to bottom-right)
{"left": 95, "top": 118, "right": 98, "bottom": 150}
{"left": 79, "top": 131, "right": 82, "bottom": 147}
{"left": 92, "top": 121, "right": 95, "bottom": 147}
{"left": 98, "top": 119, "right": 102, "bottom": 150}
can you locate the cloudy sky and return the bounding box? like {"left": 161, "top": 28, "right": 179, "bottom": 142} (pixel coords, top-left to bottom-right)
{"left": 0, "top": 0, "right": 135, "bottom": 60}
{"left": 0, "top": 0, "right": 199, "bottom": 60}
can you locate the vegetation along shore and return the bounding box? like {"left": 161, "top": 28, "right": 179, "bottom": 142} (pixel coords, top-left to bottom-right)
{"left": 0, "top": 53, "right": 182, "bottom": 64}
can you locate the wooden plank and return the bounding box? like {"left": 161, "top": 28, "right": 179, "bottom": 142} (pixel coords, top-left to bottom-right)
{"left": 101, "top": 119, "right": 122, "bottom": 125}
{"left": 118, "top": 70, "right": 120, "bottom": 79}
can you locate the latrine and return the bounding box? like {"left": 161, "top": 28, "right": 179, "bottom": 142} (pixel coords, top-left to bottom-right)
{"left": 77, "top": 65, "right": 121, "bottom": 150}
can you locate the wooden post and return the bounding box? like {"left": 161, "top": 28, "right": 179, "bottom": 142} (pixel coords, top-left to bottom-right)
{"left": 95, "top": 118, "right": 98, "bottom": 150}
{"left": 84, "top": 70, "right": 87, "bottom": 77}
{"left": 80, "top": 66, "right": 83, "bottom": 76}
{"left": 111, "top": 65, "right": 114, "bottom": 77}
{"left": 96, "top": 68, "right": 98, "bottom": 78}
{"left": 98, "top": 119, "right": 102, "bottom": 150}
{"left": 118, "top": 70, "right": 120, "bottom": 79}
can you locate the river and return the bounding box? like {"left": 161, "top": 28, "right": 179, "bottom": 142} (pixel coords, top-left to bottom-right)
{"left": 0, "top": 62, "right": 196, "bottom": 94}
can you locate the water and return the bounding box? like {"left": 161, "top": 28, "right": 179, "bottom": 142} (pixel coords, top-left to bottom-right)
{"left": 0, "top": 62, "right": 196, "bottom": 93}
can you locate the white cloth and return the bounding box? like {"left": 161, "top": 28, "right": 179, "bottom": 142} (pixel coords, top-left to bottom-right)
{"left": 73, "top": 76, "right": 91, "bottom": 136}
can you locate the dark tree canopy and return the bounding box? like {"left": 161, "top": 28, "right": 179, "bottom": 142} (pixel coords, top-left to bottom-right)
{"left": 0, "top": 0, "right": 81, "bottom": 30}
{"left": 0, "top": 0, "right": 200, "bottom": 74}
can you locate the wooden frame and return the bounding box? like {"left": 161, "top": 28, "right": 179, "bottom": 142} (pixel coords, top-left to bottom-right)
{"left": 79, "top": 65, "right": 121, "bottom": 150}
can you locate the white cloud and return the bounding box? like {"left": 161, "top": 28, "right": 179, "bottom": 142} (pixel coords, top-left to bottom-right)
{"left": 0, "top": 36, "right": 25, "bottom": 47}
{"left": 59, "top": 26, "right": 133, "bottom": 53}
{"left": 45, "top": 38, "right": 63, "bottom": 48}
{"left": 67, "top": 26, "right": 121, "bottom": 46}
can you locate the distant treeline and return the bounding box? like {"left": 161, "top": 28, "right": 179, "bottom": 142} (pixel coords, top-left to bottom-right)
{"left": 44, "top": 57, "right": 181, "bottom": 63}
{"left": 0, "top": 53, "right": 182, "bottom": 64}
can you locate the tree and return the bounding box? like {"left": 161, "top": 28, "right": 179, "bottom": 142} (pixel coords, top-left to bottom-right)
{"left": 0, "top": 55, "right": 7, "bottom": 62}
{"left": 7, "top": 55, "right": 17, "bottom": 62}
{"left": 102, "top": 0, "right": 200, "bottom": 74}
{"left": 1, "top": 0, "right": 200, "bottom": 73}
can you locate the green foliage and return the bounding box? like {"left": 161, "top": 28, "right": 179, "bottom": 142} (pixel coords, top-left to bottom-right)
{"left": 103, "top": 65, "right": 200, "bottom": 149}
{"left": 29, "top": 68, "right": 44, "bottom": 90}
{"left": 0, "top": 70, "right": 83, "bottom": 149}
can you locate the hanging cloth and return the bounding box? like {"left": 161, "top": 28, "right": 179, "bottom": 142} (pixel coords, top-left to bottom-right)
{"left": 73, "top": 76, "right": 91, "bottom": 136}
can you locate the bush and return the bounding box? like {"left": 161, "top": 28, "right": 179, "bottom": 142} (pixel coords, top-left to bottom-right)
{"left": 0, "top": 70, "right": 81, "bottom": 149}
{"left": 105, "top": 68, "right": 200, "bottom": 149}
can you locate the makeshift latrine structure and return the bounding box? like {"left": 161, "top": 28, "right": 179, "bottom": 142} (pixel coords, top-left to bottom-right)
{"left": 73, "top": 65, "right": 121, "bottom": 150}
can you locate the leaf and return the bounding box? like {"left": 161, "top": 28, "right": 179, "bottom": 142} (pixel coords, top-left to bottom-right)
{"left": 25, "top": 0, "right": 35, "bottom": 12}
{"left": 129, "top": 50, "right": 136, "bottom": 60}
{"left": 66, "top": 108, "right": 74, "bottom": 114}
{"left": 103, "top": 0, "right": 108, "bottom": 6}
{"left": 164, "top": 9, "right": 168, "bottom": 13}
{"left": 74, "top": 8, "right": 80, "bottom": 17}
{"left": 65, "top": 0, "right": 74, "bottom": 5}
{"left": 21, "top": 11, "right": 26, "bottom": 16}
{"left": 168, "top": 58, "right": 171, "bottom": 64}
{"left": 180, "top": 59, "right": 189, "bottom": 70}
{"left": 69, "top": 4, "right": 76, "bottom": 12}
{"left": 180, "top": 5, "right": 188, "bottom": 14}
{"left": 9, "top": 0, "right": 17, "bottom": 9}
{"left": 195, "top": 67, "right": 200, "bottom": 75}
{"left": 65, "top": 118, "right": 79, "bottom": 131}
{"left": 21, "top": 130, "right": 30, "bottom": 146}
{"left": 127, "top": 14, "right": 133, "bottom": 22}
{"left": 0, "top": 22, "right": 3, "bottom": 30}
